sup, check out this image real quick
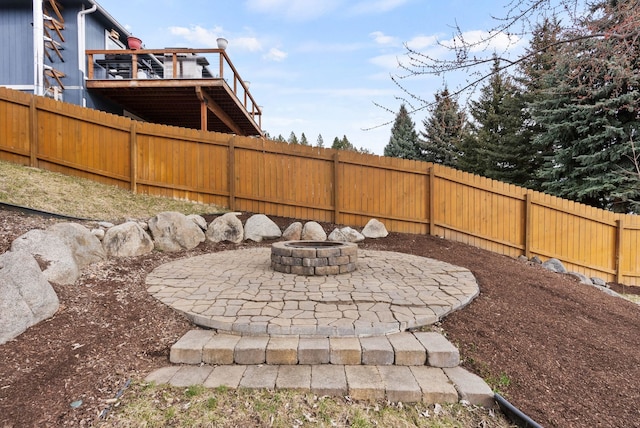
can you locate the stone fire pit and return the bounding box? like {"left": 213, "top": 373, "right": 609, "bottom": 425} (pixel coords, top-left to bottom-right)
{"left": 271, "top": 241, "right": 357, "bottom": 275}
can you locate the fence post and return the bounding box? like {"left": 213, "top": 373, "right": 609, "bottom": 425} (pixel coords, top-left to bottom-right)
{"left": 29, "top": 97, "right": 38, "bottom": 167}
{"left": 525, "top": 193, "right": 533, "bottom": 258}
{"left": 130, "top": 121, "right": 137, "bottom": 193}
{"left": 228, "top": 136, "right": 236, "bottom": 211}
{"left": 333, "top": 152, "right": 340, "bottom": 224}
{"left": 616, "top": 219, "right": 624, "bottom": 284}
{"left": 429, "top": 166, "right": 436, "bottom": 236}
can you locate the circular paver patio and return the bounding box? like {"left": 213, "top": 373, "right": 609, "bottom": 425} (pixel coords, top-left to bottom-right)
{"left": 146, "top": 248, "right": 479, "bottom": 336}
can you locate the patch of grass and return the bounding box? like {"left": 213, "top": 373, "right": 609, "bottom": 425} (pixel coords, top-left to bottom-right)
{"left": 0, "top": 160, "right": 224, "bottom": 221}
{"left": 99, "top": 381, "right": 517, "bottom": 428}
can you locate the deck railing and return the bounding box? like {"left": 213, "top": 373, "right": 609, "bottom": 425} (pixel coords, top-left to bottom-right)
{"left": 85, "top": 48, "right": 261, "bottom": 127}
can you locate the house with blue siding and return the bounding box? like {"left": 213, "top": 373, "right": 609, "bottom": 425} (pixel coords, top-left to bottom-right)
{"left": 0, "top": 0, "right": 263, "bottom": 136}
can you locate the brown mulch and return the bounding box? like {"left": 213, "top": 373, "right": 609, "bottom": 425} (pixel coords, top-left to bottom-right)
{"left": 1, "top": 210, "right": 639, "bottom": 427}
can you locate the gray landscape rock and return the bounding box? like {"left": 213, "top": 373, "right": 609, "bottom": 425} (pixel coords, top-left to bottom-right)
{"left": 362, "top": 219, "right": 388, "bottom": 239}
{"left": 187, "top": 214, "right": 208, "bottom": 231}
{"left": 11, "top": 229, "right": 79, "bottom": 285}
{"left": 591, "top": 277, "right": 607, "bottom": 287}
{"left": 98, "top": 221, "right": 114, "bottom": 228}
{"left": 91, "top": 228, "right": 105, "bottom": 241}
{"left": 542, "top": 258, "right": 567, "bottom": 274}
{"left": 48, "top": 222, "right": 106, "bottom": 268}
{"left": 301, "top": 221, "right": 327, "bottom": 241}
{"left": 340, "top": 226, "right": 365, "bottom": 243}
{"left": 530, "top": 256, "right": 542, "bottom": 264}
{"left": 244, "top": 214, "right": 281, "bottom": 242}
{"left": 0, "top": 250, "right": 59, "bottom": 345}
{"left": 282, "top": 222, "right": 302, "bottom": 241}
{"left": 148, "top": 211, "right": 205, "bottom": 252}
{"left": 517, "top": 255, "right": 529, "bottom": 262}
{"left": 328, "top": 228, "right": 347, "bottom": 242}
{"left": 102, "top": 222, "right": 154, "bottom": 257}
{"left": 568, "top": 271, "right": 593, "bottom": 285}
{"left": 206, "top": 213, "right": 244, "bottom": 243}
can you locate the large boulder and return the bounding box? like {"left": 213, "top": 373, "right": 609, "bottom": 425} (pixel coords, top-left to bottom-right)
{"left": 542, "top": 258, "right": 567, "bottom": 274}
{"left": 282, "top": 222, "right": 302, "bottom": 241}
{"left": 187, "top": 214, "right": 208, "bottom": 231}
{"left": 0, "top": 250, "right": 59, "bottom": 345}
{"left": 206, "top": 213, "right": 243, "bottom": 243}
{"left": 301, "top": 221, "right": 327, "bottom": 241}
{"left": 102, "top": 222, "right": 154, "bottom": 257}
{"left": 148, "top": 211, "right": 205, "bottom": 252}
{"left": 362, "top": 219, "right": 388, "bottom": 239}
{"left": 328, "top": 226, "right": 365, "bottom": 243}
{"left": 48, "top": 222, "right": 106, "bottom": 268}
{"left": 244, "top": 214, "right": 281, "bottom": 242}
{"left": 11, "top": 229, "right": 79, "bottom": 285}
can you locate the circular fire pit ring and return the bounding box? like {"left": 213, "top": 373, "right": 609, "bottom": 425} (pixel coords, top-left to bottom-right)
{"left": 271, "top": 241, "right": 357, "bottom": 275}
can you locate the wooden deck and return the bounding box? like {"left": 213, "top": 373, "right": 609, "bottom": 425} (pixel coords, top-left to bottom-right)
{"left": 85, "top": 48, "right": 262, "bottom": 136}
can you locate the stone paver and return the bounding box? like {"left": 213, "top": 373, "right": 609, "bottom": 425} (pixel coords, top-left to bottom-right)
{"left": 410, "top": 366, "right": 458, "bottom": 404}
{"left": 345, "top": 366, "right": 385, "bottom": 400}
{"left": 444, "top": 367, "right": 495, "bottom": 408}
{"left": 240, "top": 365, "right": 279, "bottom": 389}
{"left": 276, "top": 365, "right": 311, "bottom": 390}
{"left": 330, "top": 337, "right": 361, "bottom": 365}
{"left": 298, "top": 337, "right": 329, "bottom": 364}
{"left": 414, "top": 332, "right": 460, "bottom": 367}
{"left": 378, "top": 366, "right": 422, "bottom": 403}
{"left": 203, "top": 334, "right": 241, "bottom": 365}
{"left": 170, "top": 329, "right": 214, "bottom": 364}
{"left": 387, "top": 333, "right": 426, "bottom": 366}
{"left": 360, "top": 336, "right": 394, "bottom": 365}
{"left": 147, "top": 248, "right": 479, "bottom": 337}
{"left": 170, "top": 366, "right": 213, "bottom": 387}
{"left": 204, "top": 365, "right": 246, "bottom": 389}
{"left": 235, "top": 336, "right": 269, "bottom": 364}
{"left": 266, "top": 337, "right": 299, "bottom": 364}
{"left": 311, "top": 365, "right": 347, "bottom": 396}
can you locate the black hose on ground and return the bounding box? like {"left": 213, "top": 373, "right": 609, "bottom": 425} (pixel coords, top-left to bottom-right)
{"left": 494, "top": 393, "right": 543, "bottom": 428}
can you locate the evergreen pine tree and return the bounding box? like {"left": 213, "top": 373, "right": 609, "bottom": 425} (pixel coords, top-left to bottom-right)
{"left": 532, "top": 1, "right": 640, "bottom": 211}
{"left": 384, "top": 104, "right": 421, "bottom": 160}
{"left": 459, "top": 57, "right": 533, "bottom": 186}
{"left": 316, "top": 134, "right": 325, "bottom": 148}
{"left": 300, "top": 132, "right": 309, "bottom": 146}
{"left": 288, "top": 132, "right": 299, "bottom": 145}
{"left": 419, "top": 89, "right": 467, "bottom": 167}
{"left": 332, "top": 135, "right": 356, "bottom": 151}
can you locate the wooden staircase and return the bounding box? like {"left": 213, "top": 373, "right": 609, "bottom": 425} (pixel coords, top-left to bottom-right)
{"left": 43, "top": 0, "right": 65, "bottom": 100}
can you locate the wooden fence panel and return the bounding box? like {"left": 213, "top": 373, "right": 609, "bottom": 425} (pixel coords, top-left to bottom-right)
{"left": 4, "top": 87, "right": 640, "bottom": 286}
{"left": 0, "top": 88, "right": 30, "bottom": 164}
{"left": 433, "top": 168, "right": 525, "bottom": 257}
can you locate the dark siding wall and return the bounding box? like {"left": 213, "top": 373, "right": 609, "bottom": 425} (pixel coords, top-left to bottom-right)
{"left": 0, "top": 6, "right": 35, "bottom": 87}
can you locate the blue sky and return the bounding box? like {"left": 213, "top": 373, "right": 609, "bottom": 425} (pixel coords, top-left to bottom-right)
{"left": 96, "top": 0, "right": 520, "bottom": 154}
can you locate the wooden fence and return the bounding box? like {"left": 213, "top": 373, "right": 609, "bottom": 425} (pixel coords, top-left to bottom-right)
{"left": 2, "top": 86, "right": 640, "bottom": 286}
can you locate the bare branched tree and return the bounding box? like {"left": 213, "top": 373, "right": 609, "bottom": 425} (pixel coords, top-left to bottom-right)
{"left": 370, "top": 0, "right": 640, "bottom": 128}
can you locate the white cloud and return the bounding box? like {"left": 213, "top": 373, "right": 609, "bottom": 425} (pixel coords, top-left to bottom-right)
{"left": 234, "top": 37, "right": 263, "bottom": 52}
{"left": 264, "top": 48, "right": 288, "bottom": 62}
{"left": 370, "top": 31, "right": 397, "bottom": 46}
{"left": 350, "top": 0, "right": 409, "bottom": 14}
{"left": 406, "top": 34, "right": 439, "bottom": 50}
{"left": 296, "top": 41, "right": 366, "bottom": 54}
{"left": 245, "top": 0, "right": 341, "bottom": 21}
{"left": 442, "top": 30, "right": 522, "bottom": 53}
{"left": 168, "top": 25, "right": 223, "bottom": 47}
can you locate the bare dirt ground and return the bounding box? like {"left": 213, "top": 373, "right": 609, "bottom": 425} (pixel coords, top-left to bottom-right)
{"left": 1, "top": 210, "right": 640, "bottom": 427}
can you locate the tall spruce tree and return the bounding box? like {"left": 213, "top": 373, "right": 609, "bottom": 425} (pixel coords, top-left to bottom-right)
{"left": 384, "top": 104, "right": 421, "bottom": 160}
{"left": 515, "top": 18, "right": 563, "bottom": 190}
{"left": 288, "top": 132, "right": 299, "bottom": 145}
{"left": 532, "top": 0, "right": 640, "bottom": 211}
{"left": 419, "top": 89, "right": 467, "bottom": 167}
{"left": 459, "top": 57, "right": 533, "bottom": 186}
{"left": 316, "top": 134, "right": 325, "bottom": 148}
{"left": 300, "top": 132, "right": 309, "bottom": 146}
